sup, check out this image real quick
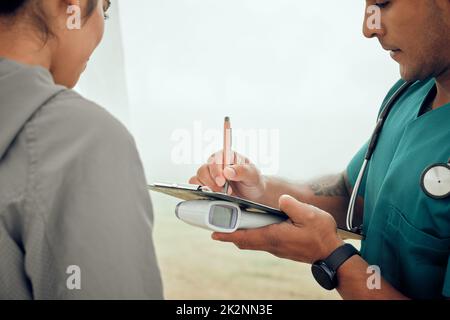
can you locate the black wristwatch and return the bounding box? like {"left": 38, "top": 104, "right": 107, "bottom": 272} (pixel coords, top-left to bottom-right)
{"left": 311, "top": 243, "right": 360, "bottom": 290}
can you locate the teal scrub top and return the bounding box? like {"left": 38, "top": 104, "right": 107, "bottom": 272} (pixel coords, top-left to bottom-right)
{"left": 347, "top": 78, "right": 450, "bottom": 299}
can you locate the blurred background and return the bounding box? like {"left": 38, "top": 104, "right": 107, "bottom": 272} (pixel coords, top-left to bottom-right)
{"left": 76, "top": 0, "right": 399, "bottom": 299}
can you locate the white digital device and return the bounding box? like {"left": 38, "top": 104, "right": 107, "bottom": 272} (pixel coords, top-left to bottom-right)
{"left": 175, "top": 200, "right": 286, "bottom": 233}
{"left": 149, "top": 183, "right": 363, "bottom": 239}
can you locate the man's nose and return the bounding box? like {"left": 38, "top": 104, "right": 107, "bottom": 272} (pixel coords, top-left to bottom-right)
{"left": 362, "top": 6, "right": 386, "bottom": 39}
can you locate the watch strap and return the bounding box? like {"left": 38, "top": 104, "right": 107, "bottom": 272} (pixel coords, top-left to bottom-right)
{"left": 323, "top": 243, "right": 360, "bottom": 272}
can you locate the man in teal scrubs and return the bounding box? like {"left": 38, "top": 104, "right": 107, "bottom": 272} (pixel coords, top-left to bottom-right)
{"left": 190, "top": 0, "right": 450, "bottom": 299}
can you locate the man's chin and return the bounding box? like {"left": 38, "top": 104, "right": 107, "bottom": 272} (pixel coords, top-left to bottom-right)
{"left": 399, "top": 65, "right": 428, "bottom": 82}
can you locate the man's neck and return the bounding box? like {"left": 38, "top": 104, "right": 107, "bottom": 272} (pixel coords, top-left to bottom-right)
{"left": 433, "top": 67, "right": 450, "bottom": 110}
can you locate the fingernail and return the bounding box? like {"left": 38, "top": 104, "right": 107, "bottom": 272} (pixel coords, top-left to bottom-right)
{"left": 224, "top": 167, "right": 236, "bottom": 178}
{"left": 215, "top": 176, "right": 225, "bottom": 187}
{"left": 211, "top": 233, "right": 220, "bottom": 240}
{"left": 279, "top": 194, "right": 297, "bottom": 206}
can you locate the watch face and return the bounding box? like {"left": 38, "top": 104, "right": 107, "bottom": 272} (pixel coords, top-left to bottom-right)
{"left": 311, "top": 262, "right": 337, "bottom": 291}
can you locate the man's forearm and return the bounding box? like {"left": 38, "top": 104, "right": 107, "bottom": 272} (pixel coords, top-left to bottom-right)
{"left": 336, "top": 255, "right": 408, "bottom": 300}
{"left": 259, "top": 173, "right": 352, "bottom": 228}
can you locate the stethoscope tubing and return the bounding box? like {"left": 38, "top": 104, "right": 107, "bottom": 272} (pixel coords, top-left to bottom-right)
{"left": 346, "top": 81, "right": 414, "bottom": 234}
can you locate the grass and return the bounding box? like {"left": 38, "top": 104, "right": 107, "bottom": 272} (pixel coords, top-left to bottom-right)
{"left": 151, "top": 193, "right": 347, "bottom": 300}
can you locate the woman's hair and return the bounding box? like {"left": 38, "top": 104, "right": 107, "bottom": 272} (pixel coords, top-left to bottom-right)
{"left": 0, "top": 0, "right": 99, "bottom": 40}
{"left": 0, "top": 0, "right": 28, "bottom": 15}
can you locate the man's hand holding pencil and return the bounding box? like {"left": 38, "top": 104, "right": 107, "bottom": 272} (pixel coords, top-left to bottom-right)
{"left": 189, "top": 117, "right": 267, "bottom": 202}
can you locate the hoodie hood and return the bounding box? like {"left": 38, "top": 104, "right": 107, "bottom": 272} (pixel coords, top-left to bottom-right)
{"left": 0, "top": 58, "right": 64, "bottom": 159}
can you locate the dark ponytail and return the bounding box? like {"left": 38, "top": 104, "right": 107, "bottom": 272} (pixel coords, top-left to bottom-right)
{"left": 0, "top": 0, "right": 28, "bottom": 15}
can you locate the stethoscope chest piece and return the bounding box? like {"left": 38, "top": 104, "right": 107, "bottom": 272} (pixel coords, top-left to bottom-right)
{"left": 420, "top": 163, "right": 450, "bottom": 199}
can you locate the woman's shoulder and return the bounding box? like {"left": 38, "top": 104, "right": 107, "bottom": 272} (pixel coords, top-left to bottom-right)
{"left": 31, "top": 89, "right": 136, "bottom": 151}
{"left": 24, "top": 88, "right": 142, "bottom": 187}
{"left": 41, "top": 89, "right": 131, "bottom": 139}
{"left": 24, "top": 88, "right": 146, "bottom": 209}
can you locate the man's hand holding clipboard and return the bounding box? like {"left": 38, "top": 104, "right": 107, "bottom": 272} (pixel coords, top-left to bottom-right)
{"left": 184, "top": 117, "right": 364, "bottom": 265}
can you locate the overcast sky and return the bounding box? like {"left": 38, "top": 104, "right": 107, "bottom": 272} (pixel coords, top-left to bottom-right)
{"left": 78, "top": 0, "right": 400, "bottom": 184}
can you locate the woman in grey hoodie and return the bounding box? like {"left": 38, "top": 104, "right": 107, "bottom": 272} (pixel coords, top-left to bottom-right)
{"left": 0, "top": 0, "right": 163, "bottom": 299}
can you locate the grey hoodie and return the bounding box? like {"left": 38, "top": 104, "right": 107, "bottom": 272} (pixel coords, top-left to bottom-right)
{"left": 0, "top": 58, "right": 163, "bottom": 299}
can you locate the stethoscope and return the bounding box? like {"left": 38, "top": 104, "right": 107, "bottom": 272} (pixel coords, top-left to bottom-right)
{"left": 346, "top": 81, "right": 450, "bottom": 234}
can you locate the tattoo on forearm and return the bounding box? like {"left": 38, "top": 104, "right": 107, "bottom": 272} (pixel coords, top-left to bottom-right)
{"left": 310, "top": 174, "right": 349, "bottom": 197}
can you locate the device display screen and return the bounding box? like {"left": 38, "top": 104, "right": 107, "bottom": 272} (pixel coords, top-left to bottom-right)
{"left": 210, "top": 205, "right": 237, "bottom": 229}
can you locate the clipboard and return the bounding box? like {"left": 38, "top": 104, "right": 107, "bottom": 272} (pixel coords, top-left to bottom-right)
{"left": 148, "top": 182, "right": 363, "bottom": 240}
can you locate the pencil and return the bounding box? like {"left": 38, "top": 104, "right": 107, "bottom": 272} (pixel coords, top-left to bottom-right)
{"left": 223, "top": 116, "right": 232, "bottom": 194}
